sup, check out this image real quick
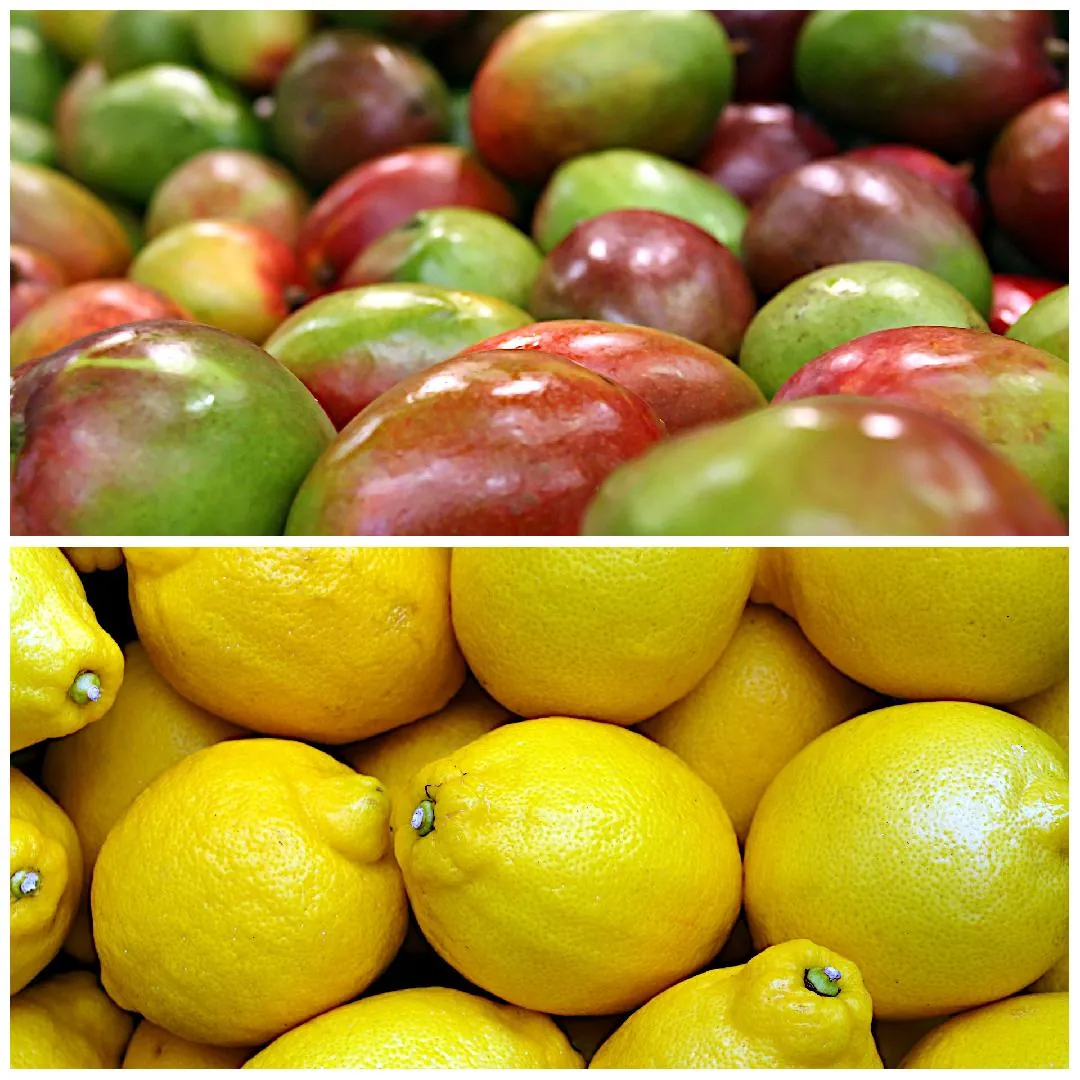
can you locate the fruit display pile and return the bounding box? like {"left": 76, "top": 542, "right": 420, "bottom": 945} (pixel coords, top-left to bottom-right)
{"left": 9, "top": 10, "right": 1071, "bottom": 537}
{"left": 9, "top": 545, "right": 1069, "bottom": 1068}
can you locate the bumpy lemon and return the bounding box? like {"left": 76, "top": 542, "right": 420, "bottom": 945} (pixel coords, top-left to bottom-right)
{"left": 900, "top": 993, "right": 1068, "bottom": 1068}
{"left": 640, "top": 604, "right": 878, "bottom": 842}
{"left": 396, "top": 717, "right": 742, "bottom": 1015}
{"left": 10, "top": 970, "right": 133, "bottom": 1068}
{"left": 1011, "top": 677, "right": 1068, "bottom": 757}
{"left": 245, "top": 987, "right": 584, "bottom": 1068}
{"left": 93, "top": 739, "right": 407, "bottom": 1046}
{"left": 10, "top": 547, "right": 124, "bottom": 751}
{"left": 42, "top": 641, "right": 246, "bottom": 962}
{"left": 344, "top": 679, "right": 511, "bottom": 819}
{"left": 777, "top": 548, "right": 1067, "bottom": 702}
{"left": 123, "top": 1020, "right": 254, "bottom": 1069}
{"left": 451, "top": 548, "right": 757, "bottom": 724}
{"left": 745, "top": 702, "right": 1068, "bottom": 1020}
{"left": 10, "top": 768, "right": 83, "bottom": 994}
{"left": 43, "top": 641, "right": 246, "bottom": 876}
{"left": 124, "top": 547, "right": 464, "bottom": 743}
{"left": 591, "top": 939, "right": 882, "bottom": 1068}
{"left": 64, "top": 547, "right": 124, "bottom": 573}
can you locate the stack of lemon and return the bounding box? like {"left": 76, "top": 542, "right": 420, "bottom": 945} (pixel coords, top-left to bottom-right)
{"left": 9, "top": 546, "right": 1068, "bottom": 1069}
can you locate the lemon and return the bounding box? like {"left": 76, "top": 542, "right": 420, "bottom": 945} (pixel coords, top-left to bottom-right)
{"left": 10, "top": 546, "right": 124, "bottom": 751}
{"left": 1011, "top": 677, "right": 1068, "bottom": 756}
{"left": 900, "top": 993, "right": 1068, "bottom": 1068}
{"left": 640, "top": 604, "right": 878, "bottom": 842}
{"left": 451, "top": 548, "right": 757, "bottom": 724}
{"left": 776, "top": 548, "right": 1067, "bottom": 702}
{"left": 123, "top": 1020, "right": 254, "bottom": 1069}
{"left": 43, "top": 641, "right": 246, "bottom": 878}
{"left": 395, "top": 717, "right": 742, "bottom": 1015}
{"left": 92, "top": 739, "right": 407, "bottom": 1046}
{"left": 10, "top": 970, "right": 133, "bottom": 1068}
{"left": 591, "top": 939, "right": 882, "bottom": 1068}
{"left": 10, "top": 768, "right": 83, "bottom": 993}
{"left": 244, "top": 986, "right": 584, "bottom": 1068}
{"left": 63, "top": 547, "right": 124, "bottom": 573}
{"left": 124, "top": 547, "right": 464, "bottom": 743}
{"left": 344, "top": 679, "right": 511, "bottom": 820}
{"left": 745, "top": 702, "right": 1068, "bottom": 1020}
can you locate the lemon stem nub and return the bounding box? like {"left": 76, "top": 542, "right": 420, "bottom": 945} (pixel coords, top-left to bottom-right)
{"left": 805, "top": 965, "right": 842, "bottom": 997}
{"left": 68, "top": 671, "right": 102, "bottom": 705}
{"left": 411, "top": 799, "right": 436, "bottom": 837}
{"left": 11, "top": 869, "right": 40, "bottom": 899}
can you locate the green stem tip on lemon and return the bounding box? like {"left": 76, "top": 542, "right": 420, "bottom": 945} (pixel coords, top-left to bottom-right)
{"left": 804, "top": 965, "right": 843, "bottom": 997}
{"left": 411, "top": 798, "right": 436, "bottom": 837}
{"left": 11, "top": 869, "right": 40, "bottom": 900}
{"left": 68, "top": 671, "right": 102, "bottom": 705}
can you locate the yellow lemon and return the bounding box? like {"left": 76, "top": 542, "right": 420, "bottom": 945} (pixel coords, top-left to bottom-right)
{"left": 591, "top": 939, "right": 881, "bottom": 1068}
{"left": 123, "top": 1020, "right": 253, "bottom": 1069}
{"left": 450, "top": 547, "right": 757, "bottom": 724}
{"left": 395, "top": 717, "right": 742, "bottom": 1015}
{"left": 745, "top": 702, "right": 1068, "bottom": 1020}
{"left": 10, "top": 769, "right": 83, "bottom": 994}
{"left": 63, "top": 547, "right": 124, "bottom": 573}
{"left": 10, "top": 546, "right": 124, "bottom": 751}
{"left": 344, "top": 679, "right": 511, "bottom": 820}
{"left": 639, "top": 604, "right": 878, "bottom": 842}
{"left": 10, "top": 970, "right": 133, "bottom": 1068}
{"left": 1011, "top": 677, "right": 1068, "bottom": 757}
{"left": 124, "top": 547, "right": 464, "bottom": 743}
{"left": 900, "top": 993, "right": 1068, "bottom": 1068}
{"left": 777, "top": 548, "right": 1067, "bottom": 701}
{"left": 92, "top": 739, "right": 407, "bottom": 1046}
{"left": 244, "top": 986, "right": 584, "bottom": 1068}
{"left": 42, "top": 641, "right": 246, "bottom": 878}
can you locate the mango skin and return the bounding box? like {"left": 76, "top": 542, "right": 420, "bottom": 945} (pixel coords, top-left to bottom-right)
{"left": 582, "top": 397, "right": 1067, "bottom": 537}
{"left": 1007, "top": 286, "right": 1069, "bottom": 363}
{"left": 11, "top": 24, "right": 65, "bottom": 123}
{"left": 534, "top": 150, "right": 748, "bottom": 255}
{"left": 71, "top": 64, "right": 264, "bottom": 204}
{"left": 743, "top": 161, "right": 993, "bottom": 317}
{"left": 775, "top": 326, "right": 1070, "bottom": 514}
{"left": 740, "top": 261, "right": 988, "bottom": 399}
{"left": 11, "top": 114, "right": 57, "bottom": 166}
{"left": 470, "top": 11, "right": 733, "bottom": 183}
{"left": 11, "top": 162, "right": 133, "bottom": 283}
{"left": 12, "top": 320, "right": 334, "bottom": 537}
{"left": 264, "top": 283, "right": 533, "bottom": 429}
{"left": 796, "top": 11, "right": 1061, "bottom": 157}
{"left": 341, "top": 208, "right": 542, "bottom": 311}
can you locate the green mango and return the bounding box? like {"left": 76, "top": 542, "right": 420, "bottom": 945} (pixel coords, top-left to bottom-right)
{"left": 470, "top": 10, "right": 733, "bottom": 184}
{"left": 741, "top": 262, "right": 989, "bottom": 398}
{"left": 1007, "top": 286, "right": 1069, "bottom": 362}
{"left": 263, "top": 283, "right": 533, "bottom": 430}
{"left": 71, "top": 64, "right": 264, "bottom": 204}
{"left": 12, "top": 321, "right": 335, "bottom": 536}
{"left": 534, "top": 150, "right": 748, "bottom": 254}
{"left": 343, "top": 208, "right": 543, "bottom": 312}
{"left": 795, "top": 11, "right": 1062, "bottom": 158}
{"left": 11, "top": 114, "right": 57, "bottom": 166}
{"left": 11, "top": 12, "right": 41, "bottom": 31}
{"left": 36, "top": 10, "right": 113, "bottom": 62}
{"left": 11, "top": 24, "right": 65, "bottom": 124}
{"left": 98, "top": 10, "right": 199, "bottom": 77}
